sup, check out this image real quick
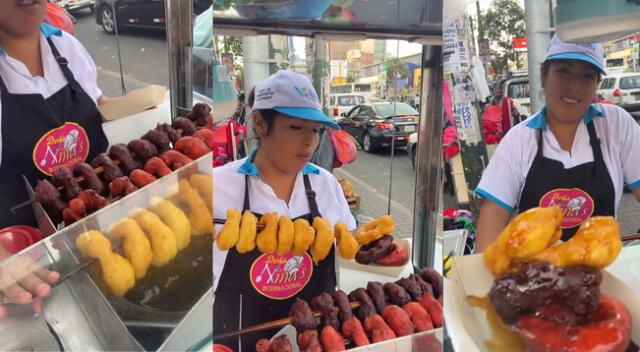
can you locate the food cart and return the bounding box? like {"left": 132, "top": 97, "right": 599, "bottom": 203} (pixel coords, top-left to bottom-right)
{"left": 211, "top": 0, "right": 445, "bottom": 351}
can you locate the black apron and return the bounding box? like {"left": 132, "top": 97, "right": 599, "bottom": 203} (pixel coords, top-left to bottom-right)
{"left": 0, "top": 37, "right": 108, "bottom": 228}
{"left": 213, "top": 174, "right": 337, "bottom": 351}
{"left": 518, "top": 121, "right": 615, "bottom": 240}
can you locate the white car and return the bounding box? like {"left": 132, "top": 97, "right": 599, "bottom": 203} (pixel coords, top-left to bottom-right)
{"left": 56, "top": 0, "right": 95, "bottom": 12}
{"left": 598, "top": 73, "right": 640, "bottom": 113}
{"left": 329, "top": 94, "right": 366, "bottom": 120}
{"left": 502, "top": 75, "right": 531, "bottom": 117}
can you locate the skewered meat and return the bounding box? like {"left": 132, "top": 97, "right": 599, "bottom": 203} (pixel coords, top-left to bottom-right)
{"left": 69, "top": 198, "right": 86, "bottom": 218}
{"left": 52, "top": 167, "right": 82, "bottom": 200}
{"left": 331, "top": 290, "right": 352, "bottom": 323}
{"left": 382, "top": 305, "right": 415, "bottom": 337}
{"left": 109, "top": 143, "right": 136, "bottom": 175}
{"left": 420, "top": 267, "right": 443, "bottom": 299}
{"left": 320, "top": 325, "right": 345, "bottom": 352}
{"left": 410, "top": 273, "right": 434, "bottom": 298}
{"left": 74, "top": 162, "right": 105, "bottom": 195}
{"left": 289, "top": 299, "right": 318, "bottom": 334}
{"left": 489, "top": 261, "right": 602, "bottom": 325}
{"left": 108, "top": 176, "right": 138, "bottom": 197}
{"left": 403, "top": 302, "right": 434, "bottom": 332}
{"left": 129, "top": 169, "right": 157, "bottom": 188}
{"left": 335, "top": 223, "right": 358, "bottom": 260}
{"left": 178, "top": 179, "right": 213, "bottom": 235}
{"left": 174, "top": 136, "right": 211, "bottom": 160}
{"left": 161, "top": 150, "right": 193, "bottom": 170}
{"left": 156, "top": 123, "right": 180, "bottom": 144}
{"left": 186, "top": 103, "right": 212, "bottom": 126}
{"left": 363, "top": 314, "right": 396, "bottom": 343}
{"left": 144, "top": 157, "right": 172, "bottom": 178}
{"left": 276, "top": 215, "right": 295, "bottom": 255}
{"left": 311, "top": 217, "right": 335, "bottom": 264}
{"left": 341, "top": 316, "right": 370, "bottom": 347}
{"left": 127, "top": 139, "right": 158, "bottom": 163}
{"left": 150, "top": 197, "right": 191, "bottom": 250}
{"left": 310, "top": 293, "right": 339, "bottom": 330}
{"left": 419, "top": 293, "right": 443, "bottom": 328}
{"left": 193, "top": 128, "right": 214, "bottom": 149}
{"left": 256, "top": 212, "right": 278, "bottom": 254}
{"left": 383, "top": 282, "right": 411, "bottom": 307}
{"left": 217, "top": 208, "right": 241, "bottom": 250}
{"left": 109, "top": 218, "right": 153, "bottom": 279}
{"left": 237, "top": 210, "right": 257, "bottom": 253}
{"left": 367, "top": 281, "right": 387, "bottom": 313}
{"left": 355, "top": 235, "right": 394, "bottom": 264}
{"left": 91, "top": 153, "right": 123, "bottom": 183}
{"left": 174, "top": 136, "right": 197, "bottom": 152}
{"left": 293, "top": 218, "right": 315, "bottom": 255}
{"left": 171, "top": 117, "right": 197, "bottom": 136}
{"left": 348, "top": 288, "right": 376, "bottom": 321}
{"left": 354, "top": 215, "right": 394, "bottom": 245}
{"left": 131, "top": 208, "right": 178, "bottom": 266}
{"left": 189, "top": 173, "right": 213, "bottom": 211}
{"left": 270, "top": 335, "right": 293, "bottom": 352}
{"left": 76, "top": 230, "right": 135, "bottom": 297}
{"left": 62, "top": 207, "right": 80, "bottom": 225}
{"left": 396, "top": 277, "right": 423, "bottom": 301}
{"left": 297, "top": 329, "right": 322, "bottom": 352}
{"left": 376, "top": 243, "right": 409, "bottom": 266}
{"left": 77, "top": 190, "right": 109, "bottom": 213}
{"left": 142, "top": 128, "right": 171, "bottom": 154}
{"left": 35, "top": 179, "right": 66, "bottom": 223}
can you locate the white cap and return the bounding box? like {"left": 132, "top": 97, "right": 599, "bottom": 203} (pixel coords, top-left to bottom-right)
{"left": 545, "top": 34, "right": 606, "bottom": 74}
{"left": 252, "top": 70, "right": 339, "bottom": 129}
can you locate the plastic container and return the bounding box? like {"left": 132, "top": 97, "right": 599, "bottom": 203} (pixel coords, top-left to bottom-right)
{"left": 0, "top": 225, "right": 44, "bottom": 254}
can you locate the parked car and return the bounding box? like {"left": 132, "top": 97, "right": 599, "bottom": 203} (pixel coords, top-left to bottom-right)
{"left": 598, "top": 73, "right": 640, "bottom": 112}
{"left": 338, "top": 102, "right": 419, "bottom": 153}
{"left": 95, "top": 0, "right": 166, "bottom": 34}
{"left": 55, "top": 0, "right": 95, "bottom": 13}
{"left": 501, "top": 72, "right": 531, "bottom": 117}
{"left": 329, "top": 94, "right": 366, "bottom": 120}
{"left": 407, "top": 132, "right": 418, "bottom": 169}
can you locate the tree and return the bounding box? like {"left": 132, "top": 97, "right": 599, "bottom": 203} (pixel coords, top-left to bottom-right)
{"left": 481, "top": 0, "right": 526, "bottom": 76}
{"left": 385, "top": 58, "right": 410, "bottom": 93}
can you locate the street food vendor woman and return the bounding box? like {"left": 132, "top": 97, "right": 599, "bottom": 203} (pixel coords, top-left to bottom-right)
{"left": 213, "top": 70, "right": 356, "bottom": 350}
{"left": 0, "top": 0, "right": 133, "bottom": 229}
{"left": 475, "top": 35, "right": 640, "bottom": 252}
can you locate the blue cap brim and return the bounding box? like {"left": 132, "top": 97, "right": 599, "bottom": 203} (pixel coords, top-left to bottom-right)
{"left": 273, "top": 107, "right": 340, "bottom": 130}
{"left": 546, "top": 53, "right": 606, "bottom": 75}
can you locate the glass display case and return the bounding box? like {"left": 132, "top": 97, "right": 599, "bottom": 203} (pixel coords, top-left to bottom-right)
{"left": 0, "top": 155, "right": 213, "bottom": 351}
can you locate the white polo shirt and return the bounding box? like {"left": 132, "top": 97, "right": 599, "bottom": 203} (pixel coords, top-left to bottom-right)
{"left": 0, "top": 23, "right": 102, "bottom": 167}
{"left": 476, "top": 103, "right": 640, "bottom": 214}
{"left": 213, "top": 150, "right": 357, "bottom": 291}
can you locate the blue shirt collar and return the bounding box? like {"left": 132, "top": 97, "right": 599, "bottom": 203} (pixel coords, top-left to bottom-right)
{"left": 237, "top": 149, "right": 320, "bottom": 176}
{"left": 526, "top": 104, "right": 604, "bottom": 131}
{"left": 0, "top": 23, "right": 63, "bottom": 56}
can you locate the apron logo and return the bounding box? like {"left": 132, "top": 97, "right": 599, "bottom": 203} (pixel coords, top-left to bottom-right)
{"left": 32, "top": 123, "right": 90, "bottom": 176}
{"left": 539, "top": 188, "right": 594, "bottom": 228}
{"left": 249, "top": 252, "right": 313, "bottom": 300}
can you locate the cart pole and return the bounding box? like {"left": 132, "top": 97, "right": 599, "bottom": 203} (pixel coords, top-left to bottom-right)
{"left": 412, "top": 45, "right": 443, "bottom": 270}
{"left": 165, "top": 0, "right": 194, "bottom": 118}
{"left": 524, "top": 0, "right": 552, "bottom": 113}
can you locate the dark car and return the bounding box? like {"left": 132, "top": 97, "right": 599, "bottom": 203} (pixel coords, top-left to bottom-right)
{"left": 338, "top": 102, "right": 419, "bottom": 153}
{"left": 95, "top": 0, "right": 166, "bottom": 34}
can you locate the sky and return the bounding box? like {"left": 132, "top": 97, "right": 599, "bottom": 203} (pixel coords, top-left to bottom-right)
{"left": 291, "top": 37, "right": 422, "bottom": 61}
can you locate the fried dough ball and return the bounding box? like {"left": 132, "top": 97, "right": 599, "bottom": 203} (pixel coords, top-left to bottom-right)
{"left": 354, "top": 215, "right": 395, "bottom": 245}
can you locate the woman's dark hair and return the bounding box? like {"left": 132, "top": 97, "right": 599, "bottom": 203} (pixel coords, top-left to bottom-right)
{"left": 540, "top": 60, "right": 602, "bottom": 86}
{"left": 248, "top": 87, "right": 277, "bottom": 136}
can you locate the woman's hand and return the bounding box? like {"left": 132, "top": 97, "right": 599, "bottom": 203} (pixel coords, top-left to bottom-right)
{"left": 475, "top": 200, "right": 511, "bottom": 252}
{"left": 0, "top": 247, "right": 60, "bottom": 317}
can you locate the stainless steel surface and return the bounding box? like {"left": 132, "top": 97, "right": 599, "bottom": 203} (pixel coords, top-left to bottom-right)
{"left": 412, "top": 45, "right": 444, "bottom": 270}
{"left": 0, "top": 303, "right": 61, "bottom": 352}
{"left": 22, "top": 175, "right": 57, "bottom": 237}
{"left": 166, "top": 0, "right": 194, "bottom": 119}
{"left": 45, "top": 273, "right": 143, "bottom": 351}
{"left": 524, "top": 0, "right": 552, "bottom": 114}
{"left": 158, "top": 289, "right": 213, "bottom": 352}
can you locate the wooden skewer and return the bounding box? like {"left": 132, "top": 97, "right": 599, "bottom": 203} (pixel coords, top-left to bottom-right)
{"left": 212, "top": 301, "right": 362, "bottom": 340}
{"left": 621, "top": 233, "right": 640, "bottom": 242}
